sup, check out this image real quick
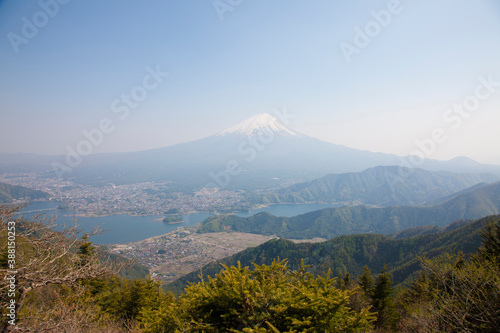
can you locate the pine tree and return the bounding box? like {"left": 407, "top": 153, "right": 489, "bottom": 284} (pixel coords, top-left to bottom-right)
{"left": 358, "top": 266, "right": 374, "bottom": 295}
{"left": 0, "top": 247, "right": 7, "bottom": 269}
{"left": 370, "top": 266, "right": 398, "bottom": 329}
{"left": 477, "top": 218, "right": 500, "bottom": 262}
{"left": 336, "top": 271, "right": 345, "bottom": 290}
{"left": 343, "top": 272, "right": 352, "bottom": 290}
{"left": 77, "top": 233, "right": 95, "bottom": 267}
{"left": 139, "top": 260, "right": 375, "bottom": 332}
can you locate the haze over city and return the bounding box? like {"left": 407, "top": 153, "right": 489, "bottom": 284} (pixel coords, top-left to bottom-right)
{"left": 1, "top": 0, "right": 500, "bottom": 165}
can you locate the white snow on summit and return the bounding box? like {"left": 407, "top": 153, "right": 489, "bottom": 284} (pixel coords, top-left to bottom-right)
{"left": 218, "top": 113, "right": 298, "bottom": 137}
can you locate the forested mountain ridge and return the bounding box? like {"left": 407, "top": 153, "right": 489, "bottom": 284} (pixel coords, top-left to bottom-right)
{"left": 200, "top": 181, "right": 500, "bottom": 239}
{"left": 168, "top": 215, "right": 496, "bottom": 295}
{"left": 249, "top": 166, "right": 498, "bottom": 206}
{"left": 0, "top": 182, "right": 50, "bottom": 203}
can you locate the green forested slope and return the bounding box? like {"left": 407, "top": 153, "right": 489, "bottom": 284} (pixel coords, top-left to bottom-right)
{"left": 250, "top": 166, "right": 497, "bottom": 206}
{"left": 0, "top": 182, "right": 50, "bottom": 203}
{"left": 200, "top": 181, "right": 500, "bottom": 239}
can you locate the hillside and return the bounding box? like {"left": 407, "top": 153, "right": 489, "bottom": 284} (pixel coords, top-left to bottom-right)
{"left": 199, "top": 181, "right": 500, "bottom": 239}
{"left": 98, "top": 246, "right": 149, "bottom": 280}
{"left": 0, "top": 182, "right": 50, "bottom": 203}
{"left": 167, "top": 215, "right": 497, "bottom": 294}
{"left": 250, "top": 166, "right": 498, "bottom": 206}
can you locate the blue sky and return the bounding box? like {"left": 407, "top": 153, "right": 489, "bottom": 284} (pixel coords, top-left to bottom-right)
{"left": 1, "top": 0, "right": 500, "bottom": 164}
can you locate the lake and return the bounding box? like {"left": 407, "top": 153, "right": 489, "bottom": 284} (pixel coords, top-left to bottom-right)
{"left": 18, "top": 201, "right": 337, "bottom": 244}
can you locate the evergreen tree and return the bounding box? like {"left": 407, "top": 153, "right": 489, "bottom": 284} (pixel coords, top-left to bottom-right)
{"left": 77, "top": 233, "right": 95, "bottom": 267}
{"left": 0, "top": 247, "right": 7, "bottom": 269}
{"left": 370, "top": 266, "right": 398, "bottom": 329}
{"left": 139, "top": 260, "right": 375, "bottom": 332}
{"left": 336, "top": 271, "right": 345, "bottom": 290}
{"left": 358, "top": 266, "right": 374, "bottom": 295}
{"left": 477, "top": 217, "right": 500, "bottom": 262}
{"left": 343, "top": 272, "right": 352, "bottom": 290}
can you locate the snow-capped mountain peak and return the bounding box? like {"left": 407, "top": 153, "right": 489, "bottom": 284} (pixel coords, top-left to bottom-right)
{"left": 218, "top": 113, "right": 298, "bottom": 137}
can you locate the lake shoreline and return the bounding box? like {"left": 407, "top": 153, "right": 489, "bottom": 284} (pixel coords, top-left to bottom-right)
{"left": 21, "top": 202, "right": 339, "bottom": 244}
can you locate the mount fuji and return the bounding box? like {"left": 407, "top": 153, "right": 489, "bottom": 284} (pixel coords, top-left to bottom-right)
{"left": 2, "top": 113, "right": 500, "bottom": 189}
{"left": 218, "top": 113, "right": 299, "bottom": 137}
{"left": 64, "top": 113, "right": 406, "bottom": 188}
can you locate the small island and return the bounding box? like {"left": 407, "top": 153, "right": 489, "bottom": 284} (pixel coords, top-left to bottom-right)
{"left": 162, "top": 216, "right": 184, "bottom": 224}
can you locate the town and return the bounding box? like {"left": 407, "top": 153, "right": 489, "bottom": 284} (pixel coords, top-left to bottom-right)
{"left": 111, "top": 227, "right": 276, "bottom": 283}
{"left": 0, "top": 172, "right": 252, "bottom": 216}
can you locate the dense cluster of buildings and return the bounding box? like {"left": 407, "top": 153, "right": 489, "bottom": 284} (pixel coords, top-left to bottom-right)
{"left": 0, "top": 173, "right": 248, "bottom": 216}
{"left": 112, "top": 227, "right": 241, "bottom": 282}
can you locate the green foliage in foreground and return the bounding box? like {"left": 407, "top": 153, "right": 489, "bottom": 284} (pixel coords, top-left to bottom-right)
{"left": 397, "top": 217, "right": 500, "bottom": 332}
{"left": 2, "top": 202, "right": 499, "bottom": 332}
{"left": 15, "top": 261, "right": 375, "bottom": 332}
{"left": 139, "top": 260, "right": 374, "bottom": 333}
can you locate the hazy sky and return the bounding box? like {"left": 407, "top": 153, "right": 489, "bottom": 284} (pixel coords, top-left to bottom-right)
{"left": 1, "top": 0, "right": 500, "bottom": 164}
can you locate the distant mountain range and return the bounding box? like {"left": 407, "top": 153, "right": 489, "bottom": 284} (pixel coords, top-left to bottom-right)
{"left": 0, "top": 182, "right": 49, "bottom": 203}
{"left": 198, "top": 181, "right": 500, "bottom": 239}
{"left": 1, "top": 114, "right": 500, "bottom": 190}
{"left": 250, "top": 166, "right": 498, "bottom": 206}
{"left": 167, "top": 215, "right": 498, "bottom": 294}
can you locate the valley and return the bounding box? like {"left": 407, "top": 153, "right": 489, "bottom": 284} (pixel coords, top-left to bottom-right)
{"left": 198, "top": 180, "right": 500, "bottom": 239}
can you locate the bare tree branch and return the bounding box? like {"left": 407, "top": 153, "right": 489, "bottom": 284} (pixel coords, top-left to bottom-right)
{"left": 0, "top": 204, "right": 122, "bottom": 332}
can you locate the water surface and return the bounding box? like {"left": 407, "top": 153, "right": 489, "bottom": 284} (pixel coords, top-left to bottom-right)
{"left": 18, "top": 201, "right": 337, "bottom": 244}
